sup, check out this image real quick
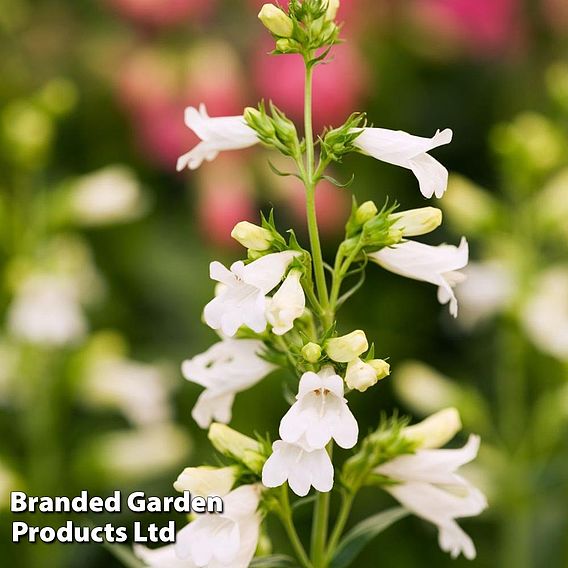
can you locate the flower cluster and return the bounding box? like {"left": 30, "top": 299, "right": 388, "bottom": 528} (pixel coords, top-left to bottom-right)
{"left": 136, "top": 2, "right": 486, "bottom": 567}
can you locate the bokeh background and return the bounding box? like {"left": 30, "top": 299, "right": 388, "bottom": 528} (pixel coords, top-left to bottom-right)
{"left": 1, "top": 0, "right": 567, "bottom": 566}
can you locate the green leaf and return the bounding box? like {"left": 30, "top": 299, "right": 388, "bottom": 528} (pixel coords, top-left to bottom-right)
{"left": 323, "top": 174, "right": 355, "bottom": 189}
{"left": 330, "top": 507, "right": 408, "bottom": 568}
{"left": 103, "top": 542, "right": 146, "bottom": 568}
{"left": 251, "top": 554, "right": 299, "bottom": 567}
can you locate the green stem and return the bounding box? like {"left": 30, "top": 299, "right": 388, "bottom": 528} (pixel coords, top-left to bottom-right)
{"left": 326, "top": 492, "right": 354, "bottom": 562}
{"left": 311, "top": 443, "right": 333, "bottom": 567}
{"left": 279, "top": 486, "right": 312, "bottom": 568}
{"left": 303, "top": 56, "right": 330, "bottom": 325}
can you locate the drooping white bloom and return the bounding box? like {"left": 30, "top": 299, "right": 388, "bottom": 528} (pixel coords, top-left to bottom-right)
{"left": 182, "top": 339, "right": 276, "bottom": 428}
{"left": 279, "top": 366, "right": 358, "bottom": 450}
{"left": 177, "top": 104, "right": 259, "bottom": 171}
{"left": 262, "top": 439, "right": 334, "bottom": 497}
{"left": 375, "top": 435, "right": 487, "bottom": 560}
{"left": 7, "top": 275, "right": 87, "bottom": 346}
{"left": 369, "top": 237, "right": 468, "bottom": 317}
{"left": 521, "top": 267, "right": 568, "bottom": 360}
{"left": 175, "top": 485, "right": 261, "bottom": 568}
{"left": 353, "top": 128, "right": 453, "bottom": 198}
{"left": 266, "top": 269, "right": 305, "bottom": 335}
{"left": 204, "top": 251, "right": 298, "bottom": 336}
{"left": 70, "top": 166, "right": 146, "bottom": 226}
{"left": 80, "top": 357, "right": 173, "bottom": 427}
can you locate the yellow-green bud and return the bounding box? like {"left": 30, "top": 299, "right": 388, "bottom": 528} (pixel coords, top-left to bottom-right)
{"left": 355, "top": 201, "right": 378, "bottom": 226}
{"left": 325, "top": 0, "right": 340, "bottom": 21}
{"left": 258, "top": 4, "right": 294, "bottom": 37}
{"left": 231, "top": 221, "right": 273, "bottom": 251}
{"left": 173, "top": 466, "right": 237, "bottom": 497}
{"left": 403, "top": 408, "right": 462, "bottom": 449}
{"left": 325, "top": 330, "right": 368, "bottom": 363}
{"left": 244, "top": 107, "right": 275, "bottom": 138}
{"left": 389, "top": 207, "right": 442, "bottom": 237}
{"left": 208, "top": 423, "right": 265, "bottom": 474}
{"left": 368, "top": 359, "right": 391, "bottom": 380}
{"left": 301, "top": 342, "right": 322, "bottom": 363}
{"left": 276, "top": 38, "right": 300, "bottom": 53}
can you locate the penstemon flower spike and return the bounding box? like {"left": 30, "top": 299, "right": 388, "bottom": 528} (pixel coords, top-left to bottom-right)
{"left": 137, "top": 2, "right": 487, "bottom": 567}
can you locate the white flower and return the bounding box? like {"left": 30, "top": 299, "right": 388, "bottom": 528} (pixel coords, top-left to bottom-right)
{"left": 7, "top": 275, "right": 87, "bottom": 346}
{"left": 345, "top": 358, "right": 390, "bottom": 392}
{"left": 403, "top": 408, "right": 462, "bottom": 450}
{"left": 279, "top": 366, "right": 358, "bottom": 450}
{"left": 375, "top": 435, "right": 487, "bottom": 560}
{"left": 204, "top": 251, "right": 298, "bottom": 336}
{"left": 70, "top": 166, "right": 146, "bottom": 226}
{"left": 353, "top": 128, "right": 453, "bottom": 198}
{"left": 182, "top": 339, "right": 276, "bottom": 428}
{"left": 135, "top": 485, "right": 260, "bottom": 568}
{"left": 177, "top": 104, "right": 259, "bottom": 171}
{"left": 522, "top": 267, "right": 568, "bottom": 360}
{"left": 369, "top": 237, "right": 468, "bottom": 317}
{"left": 266, "top": 269, "right": 305, "bottom": 335}
{"left": 325, "top": 330, "right": 368, "bottom": 363}
{"left": 262, "top": 439, "right": 334, "bottom": 497}
{"left": 80, "top": 357, "right": 172, "bottom": 427}
{"left": 175, "top": 485, "right": 261, "bottom": 568}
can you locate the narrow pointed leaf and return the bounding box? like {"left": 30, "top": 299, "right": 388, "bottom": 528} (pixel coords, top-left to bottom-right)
{"left": 251, "top": 554, "right": 298, "bottom": 567}
{"left": 330, "top": 507, "right": 408, "bottom": 568}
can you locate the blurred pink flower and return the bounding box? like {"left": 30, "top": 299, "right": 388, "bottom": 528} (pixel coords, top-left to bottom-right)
{"left": 252, "top": 40, "right": 368, "bottom": 131}
{"left": 117, "top": 42, "right": 247, "bottom": 170}
{"left": 196, "top": 156, "right": 257, "bottom": 248}
{"left": 412, "top": 0, "right": 523, "bottom": 58}
{"left": 107, "top": 0, "right": 216, "bottom": 28}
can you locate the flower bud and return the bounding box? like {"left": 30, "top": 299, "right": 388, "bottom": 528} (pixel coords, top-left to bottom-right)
{"left": 301, "top": 342, "right": 322, "bottom": 363}
{"left": 389, "top": 207, "right": 442, "bottom": 237}
{"left": 325, "top": 0, "right": 340, "bottom": 21}
{"left": 345, "top": 358, "right": 390, "bottom": 392}
{"left": 231, "top": 221, "right": 273, "bottom": 251}
{"left": 173, "top": 466, "right": 237, "bottom": 497}
{"left": 403, "top": 408, "right": 462, "bottom": 449}
{"left": 244, "top": 107, "right": 276, "bottom": 138}
{"left": 368, "top": 359, "right": 391, "bottom": 380}
{"left": 208, "top": 423, "right": 265, "bottom": 474}
{"left": 258, "top": 4, "right": 294, "bottom": 37}
{"left": 325, "top": 330, "right": 368, "bottom": 363}
{"left": 276, "top": 38, "right": 301, "bottom": 53}
{"left": 355, "top": 201, "right": 378, "bottom": 226}
{"left": 345, "top": 358, "right": 377, "bottom": 392}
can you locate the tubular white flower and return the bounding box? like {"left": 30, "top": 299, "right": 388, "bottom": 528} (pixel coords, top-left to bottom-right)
{"left": 182, "top": 339, "right": 276, "bottom": 429}
{"left": 325, "top": 330, "right": 368, "bottom": 363}
{"left": 262, "top": 439, "right": 334, "bottom": 497}
{"left": 369, "top": 237, "right": 468, "bottom": 317}
{"left": 203, "top": 251, "right": 298, "bottom": 336}
{"left": 375, "top": 435, "right": 487, "bottom": 560}
{"left": 266, "top": 269, "right": 306, "bottom": 335}
{"left": 7, "top": 275, "right": 87, "bottom": 346}
{"left": 177, "top": 104, "right": 259, "bottom": 171}
{"left": 175, "top": 485, "right": 261, "bottom": 568}
{"left": 353, "top": 128, "right": 453, "bottom": 198}
{"left": 403, "top": 408, "right": 462, "bottom": 449}
{"left": 279, "top": 366, "right": 358, "bottom": 450}
{"left": 136, "top": 485, "right": 261, "bottom": 568}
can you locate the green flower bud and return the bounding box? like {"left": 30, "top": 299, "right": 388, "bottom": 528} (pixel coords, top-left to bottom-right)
{"left": 326, "top": 330, "right": 368, "bottom": 363}
{"left": 231, "top": 221, "right": 274, "bottom": 251}
{"left": 301, "top": 342, "right": 322, "bottom": 363}
{"left": 208, "top": 423, "right": 265, "bottom": 474}
{"left": 355, "top": 201, "right": 378, "bottom": 226}
{"left": 258, "top": 4, "right": 294, "bottom": 37}
{"left": 276, "top": 38, "right": 301, "bottom": 53}
{"left": 403, "top": 408, "right": 462, "bottom": 449}
{"left": 173, "top": 466, "right": 237, "bottom": 497}
{"left": 389, "top": 207, "right": 442, "bottom": 237}
{"left": 244, "top": 106, "right": 276, "bottom": 138}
